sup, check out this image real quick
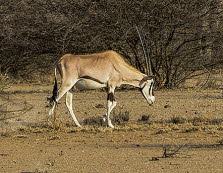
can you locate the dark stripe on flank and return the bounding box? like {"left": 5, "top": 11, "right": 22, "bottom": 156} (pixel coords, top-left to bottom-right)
{"left": 80, "top": 76, "right": 104, "bottom": 84}
{"left": 107, "top": 93, "right": 115, "bottom": 102}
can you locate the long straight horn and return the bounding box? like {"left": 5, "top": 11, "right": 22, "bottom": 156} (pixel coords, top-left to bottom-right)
{"left": 136, "top": 26, "right": 153, "bottom": 76}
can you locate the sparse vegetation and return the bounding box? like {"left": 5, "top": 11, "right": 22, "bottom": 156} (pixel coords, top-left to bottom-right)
{"left": 36, "top": 114, "right": 223, "bottom": 133}
{"left": 168, "top": 116, "right": 187, "bottom": 124}
{"left": 183, "top": 127, "right": 200, "bottom": 133}
{"left": 150, "top": 145, "right": 189, "bottom": 162}
{"left": 217, "top": 139, "right": 223, "bottom": 145}
{"left": 189, "top": 116, "right": 207, "bottom": 125}
{"left": 83, "top": 116, "right": 105, "bottom": 127}
{"left": 0, "top": 0, "right": 222, "bottom": 86}
{"left": 81, "top": 110, "right": 130, "bottom": 127}
{"left": 112, "top": 110, "right": 130, "bottom": 125}
{"left": 138, "top": 115, "right": 151, "bottom": 123}
{"left": 0, "top": 73, "right": 8, "bottom": 91}
{"left": 209, "top": 118, "right": 223, "bottom": 125}
{"left": 1, "top": 87, "right": 223, "bottom": 172}
{"left": 162, "top": 145, "right": 184, "bottom": 158}
{"left": 155, "top": 129, "right": 169, "bottom": 134}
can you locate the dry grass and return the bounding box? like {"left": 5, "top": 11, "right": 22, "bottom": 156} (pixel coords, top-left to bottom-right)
{"left": 0, "top": 73, "right": 9, "bottom": 91}
{"left": 82, "top": 116, "right": 105, "bottom": 127}
{"left": 2, "top": 108, "right": 223, "bottom": 135}
{"left": 20, "top": 116, "right": 223, "bottom": 136}
{"left": 112, "top": 110, "right": 130, "bottom": 125}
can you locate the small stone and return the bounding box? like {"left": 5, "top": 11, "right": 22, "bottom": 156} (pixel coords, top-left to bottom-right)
{"left": 95, "top": 104, "right": 104, "bottom": 108}
{"left": 48, "top": 136, "right": 60, "bottom": 140}
{"left": 141, "top": 115, "right": 150, "bottom": 121}
{"left": 151, "top": 157, "right": 159, "bottom": 161}
{"left": 164, "top": 105, "right": 171, "bottom": 108}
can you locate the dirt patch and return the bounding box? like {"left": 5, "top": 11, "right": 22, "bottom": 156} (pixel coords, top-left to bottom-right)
{"left": 1, "top": 130, "right": 223, "bottom": 173}
{"left": 0, "top": 85, "right": 223, "bottom": 173}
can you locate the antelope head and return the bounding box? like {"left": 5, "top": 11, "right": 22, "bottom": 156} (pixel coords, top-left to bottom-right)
{"left": 137, "top": 26, "right": 155, "bottom": 105}
{"left": 140, "top": 70, "right": 155, "bottom": 106}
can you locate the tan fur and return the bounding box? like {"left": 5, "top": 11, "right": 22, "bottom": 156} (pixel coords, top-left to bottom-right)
{"left": 56, "top": 50, "right": 146, "bottom": 88}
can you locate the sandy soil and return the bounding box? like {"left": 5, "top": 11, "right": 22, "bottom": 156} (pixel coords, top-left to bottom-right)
{"left": 0, "top": 84, "right": 223, "bottom": 173}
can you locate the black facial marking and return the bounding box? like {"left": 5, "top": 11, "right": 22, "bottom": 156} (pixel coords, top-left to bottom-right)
{"left": 139, "top": 76, "right": 153, "bottom": 86}
{"left": 149, "top": 81, "right": 154, "bottom": 96}
{"left": 107, "top": 93, "right": 115, "bottom": 102}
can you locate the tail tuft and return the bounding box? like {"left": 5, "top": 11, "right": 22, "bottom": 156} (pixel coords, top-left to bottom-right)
{"left": 49, "top": 68, "right": 58, "bottom": 105}
{"left": 52, "top": 75, "right": 58, "bottom": 101}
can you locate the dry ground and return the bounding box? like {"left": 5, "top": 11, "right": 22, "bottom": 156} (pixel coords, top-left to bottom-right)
{"left": 0, "top": 84, "right": 223, "bottom": 173}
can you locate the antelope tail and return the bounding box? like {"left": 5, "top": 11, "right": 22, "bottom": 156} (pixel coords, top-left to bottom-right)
{"left": 50, "top": 68, "right": 58, "bottom": 104}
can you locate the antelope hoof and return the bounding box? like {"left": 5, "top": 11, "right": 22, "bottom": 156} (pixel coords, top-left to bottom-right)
{"left": 108, "top": 123, "right": 114, "bottom": 129}
{"left": 77, "top": 124, "right": 82, "bottom": 128}
{"left": 102, "top": 115, "right": 107, "bottom": 122}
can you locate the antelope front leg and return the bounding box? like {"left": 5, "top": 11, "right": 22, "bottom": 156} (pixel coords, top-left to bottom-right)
{"left": 106, "top": 90, "right": 116, "bottom": 128}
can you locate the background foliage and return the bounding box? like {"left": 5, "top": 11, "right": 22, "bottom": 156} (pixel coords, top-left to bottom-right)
{"left": 0, "top": 0, "right": 222, "bottom": 87}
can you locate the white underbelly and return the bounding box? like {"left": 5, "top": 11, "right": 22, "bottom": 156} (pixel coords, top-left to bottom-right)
{"left": 75, "top": 79, "right": 106, "bottom": 90}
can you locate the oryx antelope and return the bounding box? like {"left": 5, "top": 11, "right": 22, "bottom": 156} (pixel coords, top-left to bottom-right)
{"left": 48, "top": 50, "right": 155, "bottom": 128}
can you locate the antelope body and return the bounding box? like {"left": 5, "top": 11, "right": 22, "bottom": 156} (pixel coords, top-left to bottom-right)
{"left": 49, "top": 50, "right": 155, "bottom": 128}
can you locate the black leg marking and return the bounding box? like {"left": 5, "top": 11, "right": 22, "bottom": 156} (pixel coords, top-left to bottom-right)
{"left": 107, "top": 93, "right": 115, "bottom": 102}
